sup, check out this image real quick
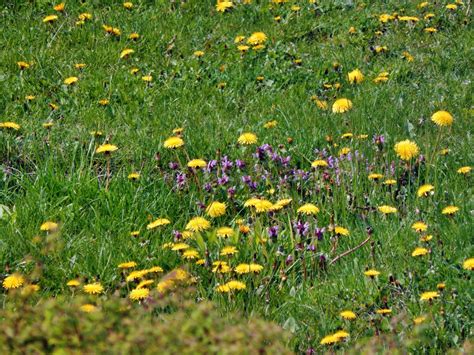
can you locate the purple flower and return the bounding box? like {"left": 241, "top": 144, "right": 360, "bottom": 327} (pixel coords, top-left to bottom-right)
{"left": 217, "top": 174, "right": 229, "bottom": 186}
{"left": 173, "top": 230, "right": 182, "bottom": 240}
{"left": 314, "top": 227, "right": 325, "bottom": 240}
{"left": 268, "top": 225, "right": 279, "bottom": 239}
{"left": 221, "top": 156, "right": 233, "bottom": 171}
{"left": 235, "top": 159, "right": 246, "bottom": 169}
{"left": 176, "top": 172, "right": 187, "bottom": 188}
{"left": 205, "top": 160, "right": 217, "bottom": 173}
{"left": 204, "top": 182, "right": 212, "bottom": 192}
{"left": 285, "top": 254, "right": 294, "bottom": 265}
{"left": 169, "top": 162, "right": 179, "bottom": 170}
{"left": 227, "top": 186, "right": 236, "bottom": 198}
{"left": 293, "top": 220, "right": 309, "bottom": 236}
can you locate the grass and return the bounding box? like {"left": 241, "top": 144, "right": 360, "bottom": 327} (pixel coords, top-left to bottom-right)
{"left": 0, "top": 0, "right": 473, "bottom": 352}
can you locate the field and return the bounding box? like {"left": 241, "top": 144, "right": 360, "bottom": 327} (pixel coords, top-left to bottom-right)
{"left": 1, "top": 0, "right": 473, "bottom": 353}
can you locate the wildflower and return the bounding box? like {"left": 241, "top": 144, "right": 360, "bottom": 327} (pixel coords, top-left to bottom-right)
{"left": 424, "top": 27, "right": 437, "bottom": 33}
{"left": 187, "top": 159, "right": 206, "bottom": 169}
{"left": 368, "top": 173, "right": 383, "bottom": 181}
{"left": 254, "top": 199, "right": 273, "bottom": 213}
{"left": 462, "top": 258, "right": 474, "bottom": 270}
{"left": 0, "top": 122, "right": 21, "bottom": 130}
{"left": 146, "top": 266, "right": 163, "bottom": 273}
{"left": 212, "top": 261, "right": 231, "bottom": 274}
{"left": 431, "top": 111, "right": 453, "bottom": 126}
{"left": 412, "top": 221, "right": 428, "bottom": 232}
{"left": 297, "top": 203, "right": 320, "bottom": 215}
{"left": 394, "top": 140, "right": 419, "bottom": 160}
{"left": 129, "top": 287, "right": 150, "bottom": 301}
{"left": 128, "top": 172, "right": 140, "bottom": 181}
{"left": 147, "top": 218, "right": 171, "bottom": 230}
{"left": 378, "top": 205, "right": 397, "bottom": 214}
{"left": 64, "top": 77, "right": 78, "bottom": 85}
{"left": 320, "top": 335, "right": 340, "bottom": 345}
{"left": 83, "top": 283, "right": 104, "bottom": 295}
{"left": 206, "top": 201, "right": 226, "bottom": 218}
{"left": 216, "top": 280, "right": 246, "bottom": 292}
{"left": 17, "top": 61, "right": 30, "bottom": 69}
{"left": 334, "top": 226, "right": 349, "bottom": 236}
{"left": 3, "top": 274, "right": 24, "bottom": 289}
{"left": 54, "top": 3, "right": 65, "bottom": 12}
{"left": 186, "top": 217, "right": 211, "bottom": 232}
{"left": 43, "top": 15, "right": 58, "bottom": 23}
{"left": 123, "top": 2, "right": 133, "bottom": 9}
{"left": 364, "top": 269, "right": 380, "bottom": 278}
{"left": 136, "top": 279, "right": 153, "bottom": 288}
{"left": 67, "top": 279, "right": 80, "bottom": 287}
{"left": 118, "top": 261, "right": 137, "bottom": 269}
{"left": 339, "top": 147, "right": 351, "bottom": 156}
{"left": 164, "top": 136, "right": 184, "bottom": 148}
{"left": 457, "top": 166, "right": 471, "bottom": 175}
{"left": 193, "top": 50, "right": 204, "bottom": 57}
{"left": 80, "top": 304, "right": 98, "bottom": 313}
{"left": 348, "top": 69, "right": 364, "bottom": 84}
{"left": 142, "top": 75, "right": 152, "bottom": 82}
{"left": 40, "top": 221, "right": 58, "bottom": 232}
{"left": 332, "top": 98, "right": 353, "bottom": 113}
{"left": 237, "top": 45, "right": 250, "bottom": 52}
{"left": 264, "top": 120, "right": 278, "bottom": 128}
{"left": 437, "top": 283, "right": 446, "bottom": 290}
{"left": 216, "top": 1, "right": 233, "bottom": 12}
{"left": 220, "top": 246, "right": 238, "bottom": 256}
{"left": 312, "top": 160, "right": 328, "bottom": 168}
{"left": 171, "top": 243, "right": 189, "bottom": 251}
{"left": 403, "top": 51, "right": 414, "bottom": 62}
{"left": 412, "top": 247, "right": 429, "bottom": 257}
{"left": 98, "top": 99, "right": 109, "bottom": 106}
{"left": 376, "top": 308, "right": 392, "bottom": 315}
{"left": 421, "top": 235, "right": 433, "bottom": 242}
{"left": 126, "top": 270, "right": 149, "bottom": 282}
{"left": 129, "top": 33, "right": 139, "bottom": 40}
{"left": 238, "top": 132, "right": 257, "bottom": 145}
{"left": 383, "top": 179, "right": 396, "bottom": 186}
{"left": 417, "top": 184, "right": 434, "bottom": 197}
{"left": 442, "top": 206, "right": 459, "bottom": 215}
{"left": 446, "top": 4, "right": 457, "bottom": 10}
{"left": 340, "top": 310, "right": 357, "bottom": 320}
{"left": 130, "top": 231, "right": 140, "bottom": 237}
{"left": 182, "top": 249, "right": 199, "bottom": 259}
{"left": 333, "top": 330, "right": 350, "bottom": 340}
{"left": 247, "top": 32, "right": 267, "bottom": 45}
{"left": 120, "top": 49, "right": 134, "bottom": 59}
{"left": 420, "top": 291, "right": 439, "bottom": 301}
{"left": 96, "top": 144, "right": 118, "bottom": 154}
{"left": 217, "top": 226, "right": 234, "bottom": 238}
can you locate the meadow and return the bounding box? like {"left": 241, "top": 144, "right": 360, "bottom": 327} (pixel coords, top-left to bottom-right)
{"left": 0, "top": 0, "right": 473, "bottom": 353}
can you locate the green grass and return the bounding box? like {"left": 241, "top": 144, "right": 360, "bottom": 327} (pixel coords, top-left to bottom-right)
{"left": 1, "top": 0, "right": 473, "bottom": 352}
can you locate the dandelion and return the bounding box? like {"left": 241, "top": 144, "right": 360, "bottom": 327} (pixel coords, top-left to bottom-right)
{"left": 129, "top": 288, "right": 150, "bottom": 301}
{"left": 348, "top": 69, "right": 364, "bottom": 84}
{"left": 238, "top": 132, "right": 258, "bottom": 145}
{"left": 193, "top": 50, "right": 204, "bottom": 57}
{"left": 376, "top": 308, "right": 392, "bottom": 315}
{"left": 43, "top": 15, "right": 58, "bottom": 23}
{"left": 412, "top": 247, "right": 429, "bottom": 257}
{"left": 0, "top": 122, "right": 21, "bottom": 130}
{"left": 217, "top": 227, "right": 234, "bottom": 238}
{"left": 128, "top": 172, "right": 140, "bottom": 181}
{"left": 120, "top": 49, "right": 134, "bottom": 59}
{"left": 216, "top": 1, "right": 233, "bottom": 12}
{"left": 457, "top": 166, "right": 471, "bottom": 175}
{"left": 412, "top": 221, "right": 428, "bottom": 232}
{"left": 340, "top": 310, "right": 357, "bottom": 320}
{"left": 83, "top": 282, "right": 104, "bottom": 295}
{"left": 320, "top": 334, "right": 340, "bottom": 345}
{"left": 212, "top": 261, "right": 231, "bottom": 274}
{"left": 187, "top": 159, "right": 206, "bottom": 169}
{"left": 206, "top": 201, "right": 226, "bottom": 218}
{"left": 420, "top": 291, "right": 439, "bottom": 301}
{"left": 264, "top": 120, "right": 278, "bottom": 128}
{"left": 182, "top": 249, "right": 199, "bottom": 259}
{"left": 220, "top": 246, "right": 238, "bottom": 256}
{"left": 67, "top": 279, "right": 81, "bottom": 287}
{"left": 137, "top": 280, "right": 154, "bottom": 289}
{"left": 247, "top": 32, "right": 267, "bottom": 45}
{"left": 17, "top": 61, "right": 30, "bottom": 69}
{"left": 297, "top": 203, "right": 320, "bottom": 215}
{"left": 414, "top": 316, "right": 427, "bottom": 325}
{"left": 368, "top": 173, "right": 383, "bottom": 181}
{"left": 64, "top": 77, "right": 78, "bottom": 85}
{"left": 171, "top": 243, "right": 189, "bottom": 251}
{"left": 441, "top": 206, "right": 459, "bottom": 216}
{"left": 417, "top": 184, "right": 434, "bottom": 197}
{"left": 437, "top": 283, "right": 446, "bottom": 290}
{"left": 80, "top": 304, "right": 98, "bottom": 313}
{"left": 420, "top": 235, "right": 433, "bottom": 242}
{"left": 186, "top": 217, "right": 211, "bottom": 232}
{"left": 394, "top": 140, "right": 419, "bottom": 161}
{"left": 118, "top": 261, "right": 137, "bottom": 269}
{"left": 378, "top": 205, "right": 397, "bottom": 214}
{"left": 3, "top": 274, "right": 24, "bottom": 289}
{"left": 431, "top": 111, "right": 453, "bottom": 127}
{"left": 96, "top": 144, "right": 118, "bottom": 154}
{"left": 142, "top": 75, "right": 152, "bottom": 82}
{"left": 311, "top": 160, "right": 328, "bottom": 168}
{"left": 147, "top": 218, "right": 171, "bottom": 230}
{"left": 164, "top": 136, "right": 184, "bottom": 149}
{"left": 334, "top": 226, "right": 349, "bottom": 236}
{"left": 332, "top": 98, "right": 353, "bottom": 113}
{"left": 364, "top": 269, "right": 380, "bottom": 278}
{"left": 40, "top": 221, "right": 59, "bottom": 232}
{"left": 383, "top": 179, "right": 396, "bottom": 186}
{"left": 54, "top": 3, "right": 65, "bottom": 12}
{"left": 462, "top": 258, "right": 474, "bottom": 270}
{"left": 123, "top": 2, "right": 133, "bottom": 9}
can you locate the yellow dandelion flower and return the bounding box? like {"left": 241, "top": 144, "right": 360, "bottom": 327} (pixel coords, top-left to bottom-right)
{"left": 182, "top": 249, "right": 199, "bottom": 259}
{"left": 0, "top": 122, "right": 21, "bottom": 130}
{"left": 417, "top": 184, "right": 434, "bottom": 197}
{"left": 311, "top": 159, "right": 328, "bottom": 168}
{"left": 128, "top": 172, "right": 140, "bottom": 181}
{"left": 186, "top": 217, "right": 211, "bottom": 232}
{"left": 163, "top": 136, "right": 184, "bottom": 149}
{"left": 238, "top": 132, "right": 258, "bottom": 145}
{"left": 67, "top": 279, "right": 81, "bottom": 287}
{"left": 364, "top": 269, "right": 380, "bottom": 277}
{"left": 412, "top": 247, "right": 429, "bottom": 257}
{"left": 264, "top": 120, "right": 278, "bottom": 128}
{"left": 83, "top": 283, "right": 104, "bottom": 295}
{"left": 394, "top": 140, "right": 419, "bottom": 160}
{"left": 376, "top": 308, "right": 392, "bottom": 315}
{"left": 40, "top": 221, "right": 58, "bottom": 232}
{"left": 457, "top": 166, "right": 471, "bottom": 175}
{"left": 187, "top": 159, "right": 206, "bottom": 169}
{"left": 137, "top": 279, "right": 154, "bottom": 289}
{"left": 348, "top": 69, "right": 364, "bottom": 84}
{"left": 412, "top": 221, "right": 428, "bottom": 232}
{"left": 80, "top": 304, "right": 98, "bottom": 313}
{"left": 441, "top": 206, "right": 459, "bottom": 215}
{"left": 462, "top": 258, "right": 474, "bottom": 270}
{"left": 340, "top": 310, "right": 357, "bottom": 320}
{"left": 383, "top": 179, "right": 397, "bottom": 185}
{"left": 421, "top": 235, "right": 433, "bottom": 242}
{"left": 414, "top": 316, "right": 427, "bottom": 325}
{"left": 334, "top": 226, "right": 349, "bottom": 236}
{"left": 171, "top": 243, "right": 189, "bottom": 251}
{"left": 43, "top": 15, "right": 58, "bottom": 23}
{"left": 368, "top": 173, "right": 384, "bottom": 181}
{"left": 123, "top": 2, "right": 133, "bottom": 9}
{"left": 120, "top": 49, "right": 134, "bottom": 59}
{"left": 247, "top": 32, "right": 267, "bottom": 45}
{"left": 378, "top": 205, "right": 397, "bottom": 214}
{"left": 96, "top": 144, "right": 118, "bottom": 154}
{"left": 3, "top": 274, "right": 25, "bottom": 290}
{"left": 216, "top": 1, "right": 233, "bottom": 12}
{"left": 220, "top": 246, "right": 238, "bottom": 256}
{"left": 64, "top": 77, "right": 78, "bottom": 85}
{"left": 129, "top": 288, "right": 150, "bottom": 301}
{"left": 253, "top": 199, "right": 273, "bottom": 213}
{"left": 297, "top": 203, "right": 320, "bottom": 215}
{"left": 431, "top": 111, "right": 453, "bottom": 127}
{"left": 420, "top": 291, "right": 439, "bottom": 301}
{"left": 320, "top": 334, "right": 340, "bottom": 345}
{"left": 212, "top": 261, "right": 231, "bottom": 273}
{"left": 17, "top": 61, "right": 30, "bottom": 69}
{"left": 206, "top": 201, "right": 226, "bottom": 218}
{"left": 332, "top": 98, "right": 353, "bottom": 113}
{"left": 217, "top": 226, "right": 234, "bottom": 238}
{"left": 118, "top": 261, "right": 137, "bottom": 269}
{"left": 147, "top": 218, "right": 171, "bottom": 230}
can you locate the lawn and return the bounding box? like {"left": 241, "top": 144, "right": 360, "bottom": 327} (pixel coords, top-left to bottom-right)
{"left": 0, "top": 0, "right": 473, "bottom": 353}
